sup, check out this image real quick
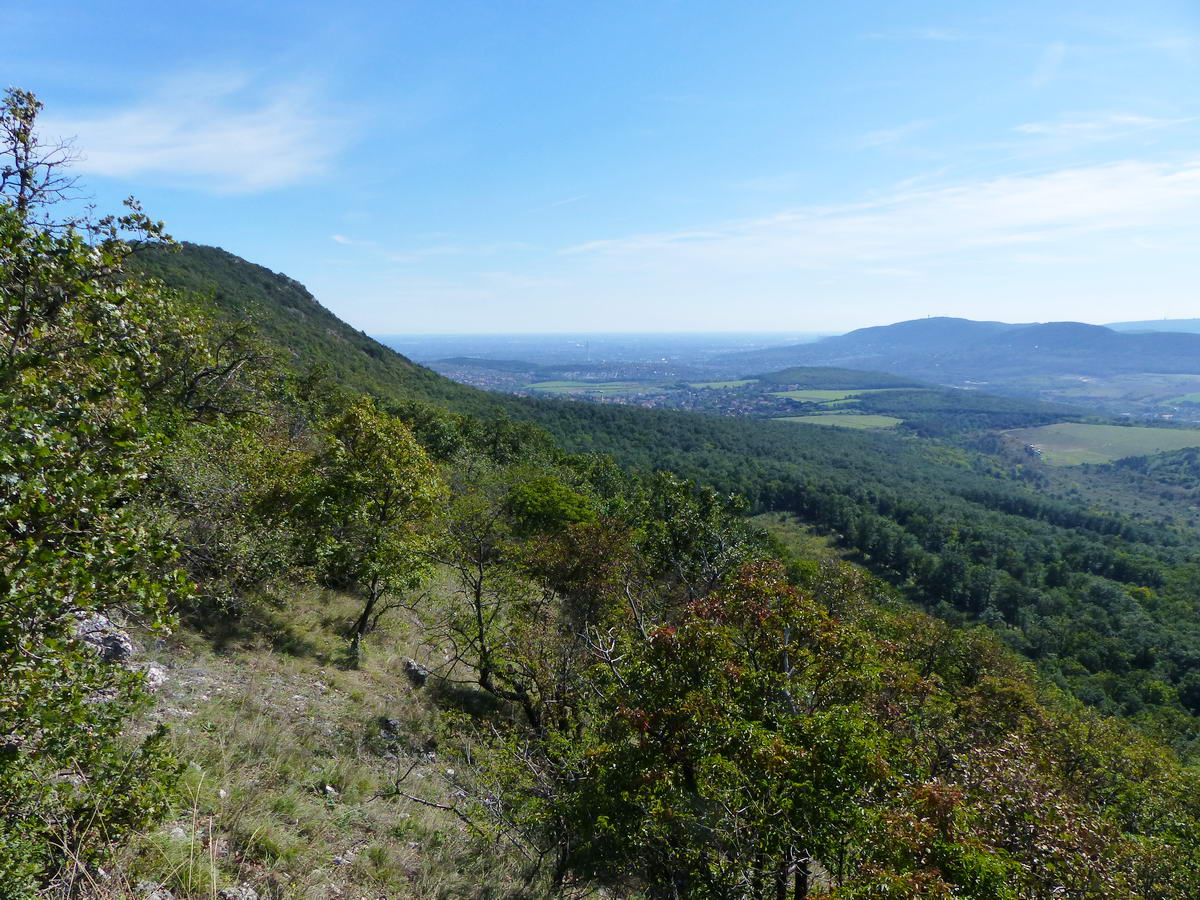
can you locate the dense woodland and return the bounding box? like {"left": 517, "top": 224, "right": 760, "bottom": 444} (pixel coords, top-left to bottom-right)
{"left": 7, "top": 89, "right": 1200, "bottom": 898}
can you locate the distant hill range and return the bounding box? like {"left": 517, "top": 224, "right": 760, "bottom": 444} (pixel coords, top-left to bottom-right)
{"left": 1106, "top": 318, "right": 1200, "bottom": 334}
{"left": 726, "top": 317, "right": 1200, "bottom": 384}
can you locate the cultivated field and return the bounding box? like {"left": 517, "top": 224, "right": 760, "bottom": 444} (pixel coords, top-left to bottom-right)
{"left": 1008, "top": 422, "right": 1200, "bottom": 465}
{"left": 770, "top": 388, "right": 905, "bottom": 403}
{"left": 1002, "top": 373, "right": 1200, "bottom": 408}
{"left": 775, "top": 414, "right": 904, "bottom": 430}
{"left": 688, "top": 379, "right": 758, "bottom": 389}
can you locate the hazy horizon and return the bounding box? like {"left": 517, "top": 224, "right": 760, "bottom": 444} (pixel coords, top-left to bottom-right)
{"left": 372, "top": 314, "right": 1200, "bottom": 341}
{"left": 7, "top": 1, "right": 1200, "bottom": 333}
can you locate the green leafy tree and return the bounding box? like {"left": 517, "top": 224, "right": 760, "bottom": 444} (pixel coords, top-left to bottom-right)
{"left": 0, "top": 88, "right": 185, "bottom": 894}
{"left": 148, "top": 411, "right": 308, "bottom": 622}
{"left": 299, "top": 397, "right": 443, "bottom": 664}
{"left": 553, "top": 560, "right": 884, "bottom": 898}
{"left": 432, "top": 459, "right": 565, "bottom": 733}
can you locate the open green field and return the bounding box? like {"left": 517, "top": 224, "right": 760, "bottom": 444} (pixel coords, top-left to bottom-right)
{"left": 770, "top": 388, "right": 907, "bottom": 403}
{"left": 1168, "top": 392, "right": 1200, "bottom": 404}
{"left": 1005, "top": 373, "right": 1200, "bottom": 404}
{"left": 774, "top": 414, "right": 904, "bottom": 430}
{"left": 1008, "top": 422, "right": 1200, "bottom": 465}
{"left": 688, "top": 379, "right": 758, "bottom": 389}
{"left": 526, "top": 380, "right": 664, "bottom": 396}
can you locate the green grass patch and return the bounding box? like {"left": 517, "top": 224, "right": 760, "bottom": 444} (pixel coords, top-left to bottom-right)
{"left": 118, "top": 584, "right": 525, "bottom": 898}
{"left": 774, "top": 414, "right": 903, "bottom": 430}
{"left": 1008, "top": 422, "right": 1200, "bottom": 465}
{"left": 751, "top": 512, "right": 845, "bottom": 564}
{"left": 770, "top": 389, "right": 861, "bottom": 402}
{"left": 688, "top": 379, "right": 757, "bottom": 389}
{"left": 526, "top": 380, "right": 663, "bottom": 396}
{"left": 1167, "top": 392, "right": 1200, "bottom": 404}
{"left": 769, "top": 388, "right": 910, "bottom": 403}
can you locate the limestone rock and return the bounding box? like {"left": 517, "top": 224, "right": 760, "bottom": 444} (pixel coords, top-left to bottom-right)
{"left": 402, "top": 657, "right": 431, "bottom": 687}
{"left": 73, "top": 613, "right": 134, "bottom": 662}
{"left": 136, "top": 881, "right": 175, "bottom": 900}
{"left": 144, "top": 663, "right": 169, "bottom": 689}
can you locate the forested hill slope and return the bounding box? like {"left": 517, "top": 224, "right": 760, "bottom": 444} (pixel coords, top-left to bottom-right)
{"left": 133, "top": 243, "right": 503, "bottom": 415}
{"left": 143, "top": 244, "right": 1200, "bottom": 754}
{"left": 724, "top": 315, "right": 1200, "bottom": 381}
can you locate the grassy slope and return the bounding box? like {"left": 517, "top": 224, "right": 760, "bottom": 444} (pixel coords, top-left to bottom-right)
{"left": 119, "top": 588, "right": 525, "bottom": 899}
{"left": 1009, "top": 422, "right": 1200, "bottom": 465}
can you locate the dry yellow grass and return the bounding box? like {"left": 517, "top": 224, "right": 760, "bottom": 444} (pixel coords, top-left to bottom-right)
{"left": 108, "top": 584, "right": 532, "bottom": 899}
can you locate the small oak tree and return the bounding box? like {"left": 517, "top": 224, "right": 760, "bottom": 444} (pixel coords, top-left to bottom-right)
{"left": 300, "top": 398, "right": 442, "bottom": 664}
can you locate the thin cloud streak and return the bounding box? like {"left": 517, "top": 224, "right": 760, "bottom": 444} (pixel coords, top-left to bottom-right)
{"left": 857, "top": 120, "right": 930, "bottom": 149}
{"left": 528, "top": 195, "right": 587, "bottom": 213}
{"left": 1015, "top": 112, "right": 1191, "bottom": 141}
{"left": 1030, "top": 41, "right": 1067, "bottom": 88}
{"left": 42, "top": 74, "right": 349, "bottom": 192}
{"left": 564, "top": 158, "right": 1200, "bottom": 268}
{"left": 861, "top": 27, "right": 967, "bottom": 42}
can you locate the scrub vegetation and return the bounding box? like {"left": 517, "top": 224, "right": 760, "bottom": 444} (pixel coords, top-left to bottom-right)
{"left": 8, "top": 90, "right": 1200, "bottom": 899}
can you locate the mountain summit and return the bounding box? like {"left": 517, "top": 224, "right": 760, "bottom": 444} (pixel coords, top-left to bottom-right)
{"left": 725, "top": 316, "right": 1200, "bottom": 382}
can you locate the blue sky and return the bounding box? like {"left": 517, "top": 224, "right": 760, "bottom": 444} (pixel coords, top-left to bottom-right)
{"left": 6, "top": 1, "right": 1200, "bottom": 333}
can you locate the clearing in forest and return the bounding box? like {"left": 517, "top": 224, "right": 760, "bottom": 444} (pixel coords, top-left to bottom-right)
{"left": 1007, "top": 422, "right": 1200, "bottom": 465}
{"left": 770, "top": 388, "right": 908, "bottom": 403}
{"left": 774, "top": 414, "right": 904, "bottom": 430}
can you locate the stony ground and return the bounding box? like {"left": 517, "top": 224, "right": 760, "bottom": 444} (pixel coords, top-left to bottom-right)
{"left": 105, "top": 587, "right": 522, "bottom": 900}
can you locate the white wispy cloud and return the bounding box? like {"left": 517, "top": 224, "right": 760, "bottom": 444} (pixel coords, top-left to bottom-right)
{"left": 528, "top": 195, "right": 587, "bottom": 213}
{"left": 733, "top": 172, "right": 808, "bottom": 192}
{"left": 331, "top": 234, "right": 355, "bottom": 245}
{"left": 1030, "top": 41, "right": 1067, "bottom": 88}
{"left": 386, "top": 245, "right": 465, "bottom": 264}
{"left": 857, "top": 120, "right": 930, "bottom": 149}
{"left": 1149, "top": 34, "right": 1198, "bottom": 62}
{"left": 42, "top": 73, "right": 349, "bottom": 192}
{"left": 862, "top": 27, "right": 966, "bottom": 42}
{"left": 1015, "top": 112, "right": 1191, "bottom": 141}
{"left": 564, "top": 158, "right": 1200, "bottom": 268}
{"left": 864, "top": 267, "right": 922, "bottom": 278}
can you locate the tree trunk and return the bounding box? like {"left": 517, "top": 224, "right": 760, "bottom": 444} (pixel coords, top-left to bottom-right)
{"left": 751, "top": 850, "right": 765, "bottom": 899}
{"left": 349, "top": 590, "right": 379, "bottom": 668}
{"left": 794, "top": 858, "right": 810, "bottom": 900}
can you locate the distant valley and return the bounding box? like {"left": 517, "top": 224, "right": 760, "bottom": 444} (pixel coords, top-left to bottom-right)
{"left": 721, "top": 317, "right": 1200, "bottom": 420}
{"left": 379, "top": 315, "right": 1200, "bottom": 425}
